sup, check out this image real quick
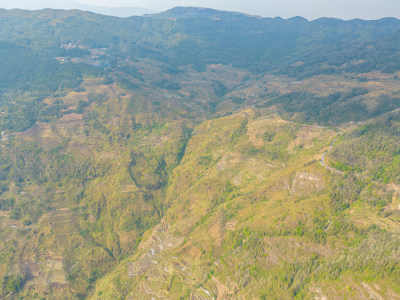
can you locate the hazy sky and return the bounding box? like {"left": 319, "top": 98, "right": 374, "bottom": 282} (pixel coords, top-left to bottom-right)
{"left": 0, "top": 0, "right": 399, "bottom": 20}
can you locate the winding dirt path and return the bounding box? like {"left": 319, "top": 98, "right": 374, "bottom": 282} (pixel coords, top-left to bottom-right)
{"left": 320, "top": 132, "right": 344, "bottom": 175}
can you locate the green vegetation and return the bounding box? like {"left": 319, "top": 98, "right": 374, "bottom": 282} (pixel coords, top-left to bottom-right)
{"left": 212, "top": 81, "right": 229, "bottom": 97}
{"left": 0, "top": 7, "right": 399, "bottom": 300}
{"left": 154, "top": 79, "right": 181, "bottom": 91}
{"left": 3, "top": 275, "right": 23, "bottom": 294}
{"left": 280, "top": 30, "right": 400, "bottom": 77}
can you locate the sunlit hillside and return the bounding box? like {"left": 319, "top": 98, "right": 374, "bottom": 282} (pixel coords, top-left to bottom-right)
{"left": 0, "top": 7, "right": 399, "bottom": 299}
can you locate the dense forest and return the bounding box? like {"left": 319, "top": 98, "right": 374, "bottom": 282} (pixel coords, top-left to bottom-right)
{"left": 0, "top": 8, "right": 400, "bottom": 83}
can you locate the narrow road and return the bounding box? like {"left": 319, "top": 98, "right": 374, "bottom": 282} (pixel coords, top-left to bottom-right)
{"left": 270, "top": 108, "right": 344, "bottom": 175}
{"left": 320, "top": 132, "right": 344, "bottom": 175}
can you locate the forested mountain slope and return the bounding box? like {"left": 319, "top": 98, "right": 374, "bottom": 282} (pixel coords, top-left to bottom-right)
{"left": 280, "top": 29, "right": 400, "bottom": 77}
{"left": 0, "top": 7, "right": 398, "bottom": 299}
{"left": 0, "top": 8, "right": 400, "bottom": 74}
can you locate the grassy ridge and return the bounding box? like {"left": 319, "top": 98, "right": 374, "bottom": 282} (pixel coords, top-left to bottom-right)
{"left": 90, "top": 110, "right": 400, "bottom": 299}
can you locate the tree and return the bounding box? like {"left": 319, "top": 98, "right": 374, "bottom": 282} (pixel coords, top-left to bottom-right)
{"left": 3, "top": 275, "right": 23, "bottom": 294}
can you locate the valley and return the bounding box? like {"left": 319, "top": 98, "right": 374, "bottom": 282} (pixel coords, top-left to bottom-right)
{"left": 0, "top": 7, "right": 399, "bottom": 299}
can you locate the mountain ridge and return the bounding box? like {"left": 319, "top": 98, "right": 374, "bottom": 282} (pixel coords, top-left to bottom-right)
{"left": 0, "top": 0, "right": 154, "bottom": 17}
{"left": 145, "top": 6, "right": 263, "bottom": 19}
{"left": 1, "top": 7, "right": 399, "bottom": 75}
{"left": 0, "top": 7, "right": 399, "bottom": 299}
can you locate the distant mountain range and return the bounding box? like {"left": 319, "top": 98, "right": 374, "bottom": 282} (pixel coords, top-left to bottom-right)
{"left": 145, "top": 6, "right": 262, "bottom": 19}
{"left": 0, "top": 0, "right": 154, "bottom": 17}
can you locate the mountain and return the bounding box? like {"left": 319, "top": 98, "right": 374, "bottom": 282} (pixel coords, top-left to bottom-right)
{"left": 0, "top": 7, "right": 399, "bottom": 299}
{"left": 66, "top": 2, "right": 154, "bottom": 18}
{"left": 0, "top": 8, "right": 399, "bottom": 74}
{"left": 146, "top": 6, "right": 260, "bottom": 19}
{"left": 283, "top": 29, "right": 400, "bottom": 76}
{"left": 0, "top": 0, "right": 154, "bottom": 17}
